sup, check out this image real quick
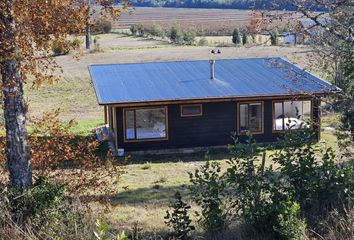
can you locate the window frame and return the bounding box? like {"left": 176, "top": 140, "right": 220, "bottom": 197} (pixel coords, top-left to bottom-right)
{"left": 272, "top": 99, "right": 313, "bottom": 133}
{"left": 237, "top": 101, "right": 264, "bottom": 135}
{"left": 123, "top": 106, "right": 169, "bottom": 143}
{"left": 180, "top": 104, "right": 203, "bottom": 117}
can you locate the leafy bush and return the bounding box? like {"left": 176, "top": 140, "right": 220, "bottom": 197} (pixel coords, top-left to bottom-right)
{"left": 198, "top": 37, "right": 208, "bottom": 46}
{"left": 183, "top": 29, "right": 196, "bottom": 45}
{"left": 226, "top": 136, "right": 307, "bottom": 239}
{"left": 130, "top": 24, "right": 138, "bottom": 35}
{"left": 270, "top": 29, "right": 279, "bottom": 46}
{"left": 164, "top": 191, "right": 195, "bottom": 239}
{"left": 52, "top": 40, "right": 70, "bottom": 56}
{"left": 70, "top": 37, "right": 82, "bottom": 50}
{"left": 0, "top": 177, "right": 92, "bottom": 239}
{"left": 94, "top": 19, "right": 112, "bottom": 34}
{"left": 274, "top": 129, "right": 354, "bottom": 224}
{"left": 150, "top": 24, "right": 164, "bottom": 37}
{"left": 170, "top": 25, "right": 183, "bottom": 44}
{"left": 189, "top": 161, "right": 231, "bottom": 237}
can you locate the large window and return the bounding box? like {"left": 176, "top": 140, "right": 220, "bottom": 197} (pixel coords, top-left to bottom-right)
{"left": 273, "top": 100, "right": 312, "bottom": 131}
{"left": 124, "top": 107, "right": 168, "bottom": 141}
{"left": 238, "top": 102, "right": 263, "bottom": 134}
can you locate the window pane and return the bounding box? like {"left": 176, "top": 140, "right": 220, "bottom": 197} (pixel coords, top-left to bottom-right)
{"left": 274, "top": 102, "right": 283, "bottom": 130}
{"left": 136, "top": 108, "right": 166, "bottom": 139}
{"left": 284, "top": 101, "right": 305, "bottom": 129}
{"left": 125, "top": 110, "right": 135, "bottom": 140}
{"left": 303, "top": 101, "right": 311, "bottom": 121}
{"left": 249, "top": 103, "right": 262, "bottom": 132}
{"left": 182, "top": 105, "right": 202, "bottom": 116}
{"left": 239, "top": 104, "right": 248, "bottom": 132}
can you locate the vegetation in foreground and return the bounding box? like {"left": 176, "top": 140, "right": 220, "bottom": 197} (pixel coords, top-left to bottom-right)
{"left": 1, "top": 120, "right": 353, "bottom": 239}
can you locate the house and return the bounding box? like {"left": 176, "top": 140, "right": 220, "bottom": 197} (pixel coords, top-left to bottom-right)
{"left": 296, "top": 18, "right": 330, "bottom": 44}
{"left": 89, "top": 57, "right": 336, "bottom": 153}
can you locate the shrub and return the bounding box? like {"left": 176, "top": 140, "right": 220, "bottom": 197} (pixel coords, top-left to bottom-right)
{"left": 232, "top": 28, "right": 241, "bottom": 44}
{"left": 164, "top": 192, "right": 195, "bottom": 240}
{"left": 189, "top": 161, "right": 231, "bottom": 237}
{"left": 170, "top": 25, "right": 183, "bottom": 44}
{"left": 198, "top": 37, "right": 208, "bottom": 46}
{"left": 183, "top": 29, "right": 196, "bottom": 45}
{"left": 70, "top": 37, "right": 82, "bottom": 50}
{"left": 274, "top": 128, "right": 354, "bottom": 224}
{"left": 0, "top": 177, "right": 93, "bottom": 239}
{"left": 150, "top": 24, "right": 164, "bottom": 37}
{"left": 270, "top": 29, "right": 279, "bottom": 46}
{"left": 226, "top": 135, "right": 307, "bottom": 239}
{"left": 130, "top": 24, "right": 138, "bottom": 35}
{"left": 242, "top": 32, "right": 248, "bottom": 45}
{"left": 136, "top": 24, "right": 145, "bottom": 37}
{"left": 94, "top": 19, "right": 112, "bottom": 34}
{"left": 52, "top": 40, "right": 70, "bottom": 56}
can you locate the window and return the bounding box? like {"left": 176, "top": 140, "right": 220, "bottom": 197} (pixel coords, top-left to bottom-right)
{"left": 238, "top": 102, "right": 263, "bottom": 134}
{"left": 181, "top": 104, "right": 202, "bottom": 117}
{"left": 273, "top": 100, "right": 312, "bottom": 131}
{"left": 124, "top": 107, "right": 168, "bottom": 141}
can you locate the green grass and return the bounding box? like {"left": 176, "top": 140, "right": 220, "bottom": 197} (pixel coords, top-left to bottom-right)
{"left": 100, "top": 115, "right": 348, "bottom": 232}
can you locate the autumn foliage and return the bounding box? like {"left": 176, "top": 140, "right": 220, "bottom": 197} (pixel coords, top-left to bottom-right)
{"left": 0, "top": 110, "right": 124, "bottom": 201}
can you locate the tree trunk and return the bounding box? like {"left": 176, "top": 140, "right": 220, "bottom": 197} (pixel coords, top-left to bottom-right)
{"left": 86, "top": 22, "right": 91, "bottom": 50}
{"left": 1, "top": 0, "right": 32, "bottom": 191}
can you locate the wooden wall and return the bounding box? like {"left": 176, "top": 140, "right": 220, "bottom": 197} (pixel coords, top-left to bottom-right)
{"left": 112, "top": 98, "right": 320, "bottom": 151}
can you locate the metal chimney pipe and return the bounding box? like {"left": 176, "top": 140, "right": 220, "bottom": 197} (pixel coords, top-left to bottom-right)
{"left": 209, "top": 60, "right": 215, "bottom": 80}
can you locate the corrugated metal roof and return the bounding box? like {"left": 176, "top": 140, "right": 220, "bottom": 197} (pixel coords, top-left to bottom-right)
{"left": 88, "top": 57, "right": 336, "bottom": 105}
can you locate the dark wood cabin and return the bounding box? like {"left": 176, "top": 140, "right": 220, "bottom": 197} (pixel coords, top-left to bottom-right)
{"left": 89, "top": 58, "right": 336, "bottom": 153}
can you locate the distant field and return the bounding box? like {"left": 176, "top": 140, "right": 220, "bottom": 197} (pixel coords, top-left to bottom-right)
{"left": 113, "top": 7, "right": 300, "bottom": 35}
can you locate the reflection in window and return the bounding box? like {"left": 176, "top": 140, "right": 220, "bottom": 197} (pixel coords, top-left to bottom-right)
{"left": 125, "top": 107, "right": 167, "bottom": 140}
{"left": 181, "top": 104, "right": 202, "bottom": 116}
{"left": 273, "top": 100, "right": 311, "bottom": 131}
{"left": 239, "top": 103, "right": 263, "bottom": 133}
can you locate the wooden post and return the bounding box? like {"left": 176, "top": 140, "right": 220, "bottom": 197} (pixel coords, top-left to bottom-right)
{"left": 313, "top": 98, "right": 321, "bottom": 141}
{"left": 104, "top": 106, "right": 107, "bottom": 124}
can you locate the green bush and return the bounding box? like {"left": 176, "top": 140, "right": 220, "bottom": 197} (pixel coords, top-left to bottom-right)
{"left": 183, "top": 29, "right": 196, "bottom": 45}
{"left": 130, "top": 25, "right": 138, "bottom": 35}
{"left": 52, "top": 40, "right": 70, "bottom": 56}
{"left": 242, "top": 32, "right": 248, "bottom": 45}
{"left": 70, "top": 37, "right": 82, "bottom": 50}
{"left": 164, "top": 191, "right": 195, "bottom": 240}
{"left": 189, "top": 161, "right": 230, "bottom": 237}
{"left": 170, "top": 25, "right": 183, "bottom": 44}
{"left": 0, "top": 177, "right": 91, "bottom": 239}
{"left": 150, "top": 24, "right": 164, "bottom": 37}
{"left": 270, "top": 29, "right": 279, "bottom": 46}
{"left": 198, "top": 37, "right": 208, "bottom": 46}
{"left": 232, "top": 28, "right": 241, "bottom": 44}
{"left": 226, "top": 134, "right": 307, "bottom": 239}
{"left": 274, "top": 128, "right": 354, "bottom": 223}
{"left": 95, "top": 20, "right": 112, "bottom": 34}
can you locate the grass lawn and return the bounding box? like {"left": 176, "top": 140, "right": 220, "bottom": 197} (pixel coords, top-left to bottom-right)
{"left": 96, "top": 114, "right": 351, "bottom": 233}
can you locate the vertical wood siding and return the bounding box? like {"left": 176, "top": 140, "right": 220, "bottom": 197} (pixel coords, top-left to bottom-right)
{"left": 114, "top": 99, "right": 317, "bottom": 151}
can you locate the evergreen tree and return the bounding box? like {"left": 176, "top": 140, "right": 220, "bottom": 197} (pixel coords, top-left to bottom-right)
{"left": 232, "top": 28, "right": 241, "bottom": 44}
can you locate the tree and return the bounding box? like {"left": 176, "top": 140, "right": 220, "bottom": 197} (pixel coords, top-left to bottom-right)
{"left": 0, "top": 0, "right": 129, "bottom": 191}
{"left": 270, "top": 29, "right": 279, "bottom": 46}
{"left": 232, "top": 28, "right": 241, "bottom": 45}
{"left": 170, "top": 24, "right": 183, "bottom": 43}
{"left": 257, "top": 1, "right": 354, "bottom": 140}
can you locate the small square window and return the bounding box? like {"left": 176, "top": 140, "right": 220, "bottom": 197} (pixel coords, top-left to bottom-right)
{"left": 180, "top": 104, "right": 203, "bottom": 117}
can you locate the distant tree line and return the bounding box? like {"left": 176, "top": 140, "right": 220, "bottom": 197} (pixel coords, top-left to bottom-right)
{"left": 130, "top": 24, "right": 196, "bottom": 45}
{"left": 127, "top": 0, "right": 326, "bottom": 11}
